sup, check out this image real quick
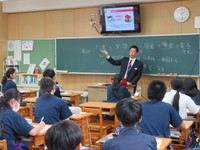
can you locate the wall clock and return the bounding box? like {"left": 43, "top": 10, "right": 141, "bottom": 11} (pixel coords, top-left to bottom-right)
{"left": 174, "top": 6, "right": 190, "bottom": 23}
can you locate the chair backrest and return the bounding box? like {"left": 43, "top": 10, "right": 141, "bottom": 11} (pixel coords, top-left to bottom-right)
{"left": 0, "top": 139, "right": 7, "bottom": 150}
{"left": 82, "top": 107, "right": 103, "bottom": 135}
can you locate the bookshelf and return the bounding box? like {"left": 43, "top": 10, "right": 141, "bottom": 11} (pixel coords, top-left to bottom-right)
{"left": 19, "top": 73, "right": 42, "bottom": 86}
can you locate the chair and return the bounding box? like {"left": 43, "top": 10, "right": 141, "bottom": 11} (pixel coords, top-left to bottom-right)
{"left": 0, "top": 140, "right": 7, "bottom": 150}
{"left": 82, "top": 107, "right": 112, "bottom": 143}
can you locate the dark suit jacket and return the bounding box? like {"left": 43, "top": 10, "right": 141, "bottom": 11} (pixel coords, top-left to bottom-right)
{"left": 102, "top": 127, "right": 157, "bottom": 150}
{"left": 107, "top": 57, "right": 143, "bottom": 85}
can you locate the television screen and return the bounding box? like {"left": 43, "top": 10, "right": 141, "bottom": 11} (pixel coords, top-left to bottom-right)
{"left": 99, "top": 5, "right": 141, "bottom": 34}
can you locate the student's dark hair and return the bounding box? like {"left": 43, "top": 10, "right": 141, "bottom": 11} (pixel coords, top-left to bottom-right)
{"left": 43, "top": 69, "right": 55, "bottom": 79}
{"left": 0, "top": 88, "right": 22, "bottom": 109}
{"left": 129, "top": 45, "right": 139, "bottom": 53}
{"left": 184, "top": 78, "right": 199, "bottom": 97}
{"left": 1, "top": 68, "right": 15, "bottom": 85}
{"left": 115, "top": 98, "right": 142, "bottom": 127}
{"left": 40, "top": 77, "right": 55, "bottom": 97}
{"left": 147, "top": 80, "right": 166, "bottom": 101}
{"left": 112, "top": 74, "right": 122, "bottom": 99}
{"left": 170, "top": 77, "right": 184, "bottom": 113}
{"left": 45, "top": 120, "right": 82, "bottom": 150}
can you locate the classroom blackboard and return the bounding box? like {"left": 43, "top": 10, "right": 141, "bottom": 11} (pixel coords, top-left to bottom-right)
{"left": 56, "top": 34, "right": 199, "bottom": 75}
{"left": 8, "top": 39, "right": 55, "bottom": 72}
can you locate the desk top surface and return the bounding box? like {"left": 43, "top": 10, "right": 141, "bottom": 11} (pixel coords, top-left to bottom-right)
{"left": 61, "top": 92, "right": 82, "bottom": 97}
{"left": 23, "top": 97, "right": 37, "bottom": 103}
{"left": 70, "top": 112, "right": 93, "bottom": 120}
{"left": 79, "top": 102, "right": 116, "bottom": 109}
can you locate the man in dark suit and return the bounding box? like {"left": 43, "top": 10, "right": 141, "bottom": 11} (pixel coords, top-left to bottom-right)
{"left": 101, "top": 45, "right": 143, "bottom": 92}
{"left": 102, "top": 99, "right": 157, "bottom": 150}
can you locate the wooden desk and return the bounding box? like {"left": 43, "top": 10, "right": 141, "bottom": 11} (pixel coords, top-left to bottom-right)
{"left": 96, "top": 133, "right": 172, "bottom": 150}
{"left": 171, "top": 120, "right": 194, "bottom": 144}
{"left": 87, "top": 84, "right": 141, "bottom": 102}
{"left": 79, "top": 102, "right": 120, "bottom": 128}
{"left": 187, "top": 110, "right": 200, "bottom": 130}
{"left": 21, "top": 124, "right": 51, "bottom": 148}
{"left": 23, "top": 97, "right": 37, "bottom": 103}
{"left": 18, "top": 103, "right": 34, "bottom": 120}
{"left": 61, "top": 92, "right": 81, "bottom": 106}
{"left": 70, "top": 112, "right": 93, "bottom": 147}
{"left": 19, "top": 90, "right": 38, "bottom": 98}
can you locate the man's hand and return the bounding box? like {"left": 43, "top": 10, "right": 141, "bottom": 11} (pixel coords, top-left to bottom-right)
{"left": 100, "top": 50, "right": 109, "bottom": 57}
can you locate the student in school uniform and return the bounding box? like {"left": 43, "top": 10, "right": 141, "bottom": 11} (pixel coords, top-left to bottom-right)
{"left": 103, "top": 99, "right": 157, "bottom": 150}
{"left": 1, "top": 68, "right": 17, "bottom": 93}
{"left": 138, "top": 80, "right": 185, "bottom": 138}
{"left": 42, "top": 68, "right": 61, "bottom": 98}
{"left": 0, "top": 88, "right": 45, "bottom": 150}
{"left": 162, "top": 77, "right": 200, "bottom": 119}
{"left": 107, "top": 74, "right": 131, "bottom": 102}
{"left": 34, "top": 77, "right": 72, "bottom": 124}
{"left": 45, "top": 120, "right": 82, "bottom": 150}
{"left": 183, "top": 78, "right": 200, "bottom": 105}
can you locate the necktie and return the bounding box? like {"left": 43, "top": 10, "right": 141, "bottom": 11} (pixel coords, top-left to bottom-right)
{"left": 127, "top": 60, "right": 132, "bottom": 75}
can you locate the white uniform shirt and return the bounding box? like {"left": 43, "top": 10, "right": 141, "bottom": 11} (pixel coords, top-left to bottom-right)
{"left": 162, "top": 89, "right": 199, "bottom": 119}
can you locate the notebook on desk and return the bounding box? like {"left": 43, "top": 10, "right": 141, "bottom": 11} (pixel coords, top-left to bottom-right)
{"left": 98, "top": 136, "right": 113, "bottom": 143}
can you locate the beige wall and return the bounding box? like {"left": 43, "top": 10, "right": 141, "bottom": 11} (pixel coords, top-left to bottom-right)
{"left": 4, "top": 0, "right": 200, "bottom": 98}
{"left": 0, "top": 3, "right": 7, "bottom": 80}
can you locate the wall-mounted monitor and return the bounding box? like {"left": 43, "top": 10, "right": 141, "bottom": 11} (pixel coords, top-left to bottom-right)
{"left": 99, "top": 4, "right": 141, "bottom": 34}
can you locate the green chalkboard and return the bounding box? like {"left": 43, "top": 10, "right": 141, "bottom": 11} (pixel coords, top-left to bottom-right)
{"left": 8, "top": 39, "right": 55, "bottom": 72}
{"left": 56, "top": 34, "right": 200, "bottom": 75}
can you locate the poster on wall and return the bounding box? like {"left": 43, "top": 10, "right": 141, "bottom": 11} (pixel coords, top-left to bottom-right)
{"left": 22, "top": 40, "right": 33, "bottom": 51}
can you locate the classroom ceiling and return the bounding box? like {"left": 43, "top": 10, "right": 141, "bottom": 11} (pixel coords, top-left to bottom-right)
{"left": 1, "top": 0, "right": 181, "bottom": 13}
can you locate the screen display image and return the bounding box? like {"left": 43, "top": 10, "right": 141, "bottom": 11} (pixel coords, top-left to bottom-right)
{"left": 100, "top": 5, "right": 141, "bottom": 33}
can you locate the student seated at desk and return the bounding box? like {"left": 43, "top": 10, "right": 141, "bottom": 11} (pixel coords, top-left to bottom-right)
{"left": 183, "top": 78, "right": 200, "bottom": 105}
{"left": 107, "top": 74, "right": 131, "bottom": 103}
{"left": 45, "top": 120, "right": 82, "bottom": 150}
{"left": 162, "top": 77, "right": 199, "bottom": 119}
{"left": 0, "top": 89, "right": 45, "bottom": 150}
{"left": 138, "top": 80, "right": 185, "bottom": 138}
{"left": 1, "top": 68, "right": 17, "bottom": 93}
{"left": 34, "top": 77, "right": 72, "bottom": 124}
{"left": 42, "top": 68, "right": 61, "bottom": 98}
{"left": 103, "top": 99, "right": 157, "bottom": 150}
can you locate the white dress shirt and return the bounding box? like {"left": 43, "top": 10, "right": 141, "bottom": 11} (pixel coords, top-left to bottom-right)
{"left": 162, "top": 89, "right": 199, "bottom": 119}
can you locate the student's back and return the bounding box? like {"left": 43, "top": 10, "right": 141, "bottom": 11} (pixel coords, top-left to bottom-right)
{"left": 107, "top": 85, "right": 130, "bottom": 102}
{"left": 107, "top": 74, "right": 131, "bottom": 103}
{"left": 184, "top": 78, "right": 200, "bottom": 105}
{"left": 139, "top": 100, "right": 182, "bottom": 138}
{"left": 138, "top": 80, "right": 184, "bottom": 138}
{"left": 103, "top": 99, "right": 156, "bottom": 150}
{"left": 163, "top": 77, "right": 199, "bottom": 119}
{"left": 34, "top": 77, "right": 72, "bottom": 124}
{"left": 34, "top": 94, "right": 72, "bottom": 124}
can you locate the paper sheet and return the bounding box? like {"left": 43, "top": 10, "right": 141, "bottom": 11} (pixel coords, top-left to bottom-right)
{"left": 156, "top": 139, "right": 162, "bottom": 148}
{"left": 22, "top": 40, "right": 33, "bottom": 51}
{"left": 14, "top": 40, "right": 22, "bottom": 61}
{"left": 23, "top": 53, "right": 30, "bottom": 64}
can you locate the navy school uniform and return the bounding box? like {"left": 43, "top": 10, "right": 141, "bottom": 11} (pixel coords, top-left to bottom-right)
{"left": 107, "top": 85, "right": 131, "bottom": 102}
{"left": 2, "top": 80, "right": 17, "bottom": 93}
{"left": 0, "top": 108, "right": 33, "bottom": 150}
{"left": 34, "top": 94, "right": 72, "bottom": 124}
{"left": 138, "top": 100, "right": 183, "bottom": 138}
{"left": 102, "top": 127, "right": 157, "bottom": 150}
